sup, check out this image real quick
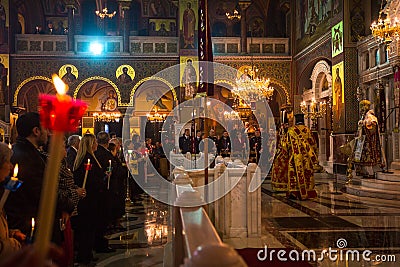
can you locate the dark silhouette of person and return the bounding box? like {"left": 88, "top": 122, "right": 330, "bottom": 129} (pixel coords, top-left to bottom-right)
{"left": 118, "top": 67, "right": 132, "bottom": 83}
{"left": 62, "top": 66, "right": 76, "bottom": 83}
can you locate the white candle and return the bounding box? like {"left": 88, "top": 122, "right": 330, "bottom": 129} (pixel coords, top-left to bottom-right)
{"left": 30, "top": 218, "right": 35, "bottom": 239}
{"left": 107, "top": 160, "right": 111, "bottom": 190}
{"left": 82, "top": 159, "right": 90, "bottom": 189}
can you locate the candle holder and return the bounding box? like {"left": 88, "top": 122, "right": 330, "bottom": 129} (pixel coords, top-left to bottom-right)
{"left": 300, "top": 98, "right": 327, "bottom": 130}
{"left": 3, "top": 176, "right": 23, "bottom": 192}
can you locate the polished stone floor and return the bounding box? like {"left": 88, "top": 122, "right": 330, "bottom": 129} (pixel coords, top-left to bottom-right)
{"left": 91, "top": 173, "right": 400, "bottom": 267}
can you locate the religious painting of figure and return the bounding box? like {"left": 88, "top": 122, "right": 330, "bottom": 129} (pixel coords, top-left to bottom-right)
{"left": 116, "top": 65, "right": 135, "bottom": 84}
{"left": 99, "top": 89, "right": 118, "bottom": 111}
{"left": 332, "top": 21, "right": 343, "bottom": 57}
{"left": 141, "top": 0, "right": 175, "bottom": 17}
{"left": 332, "top": 61, "right": 344, "bottom": 132}
{"left": 295, "top": 0, "right": 333, "bottom": 53}
{"left": 77, "top": 80, "right": 119, "bottom": 112}
{"left": 180, "top": 56, "right": 198, "bottom": 100}
{"left": 180, "top": 0, "right": 198, "bottom": 49}
{"left": 59, "top": 64, "right": 78, "bottom": 84}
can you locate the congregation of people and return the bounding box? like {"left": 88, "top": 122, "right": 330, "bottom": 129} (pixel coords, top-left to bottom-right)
{"left": 177, "top": 126, "right": 266, "bottom": 163}
{"left": 0, "top": 112, "right": 146, "bottom": 267}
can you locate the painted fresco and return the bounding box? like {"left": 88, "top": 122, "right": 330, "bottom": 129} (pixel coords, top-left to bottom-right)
{"left": 180, "top": 56, "right": 198, "bottom": 100}
{"left": 59, "top": 64, "right": 78, "bottom": 84}
{"left": 332, "top": 61, "right": 344, "bottom": 132}
{"left": 332, "top": 21, "right": 343, "bottom": 58}
{"left": 179, "top": 0, "right": 198, "bottom": 50}
{"left": 133, "top": 80, "right": 174, "bottom": 114}
{"left": 76, "top": 80, "right": 118, "bottom": 112}
{"left": 16, "top": 79, "right": 54, "bottom": 112}
{"left": 141, "top": 0, "right": 176, "bottom": 18}
{"left": 295, "top": 0, "right": 342, "bottom": 53}
{"left": 116, "top": 65, "right": 135, "bottom": 84}
{"left": 0, "top": 0, "right": 8, "bottom": 53}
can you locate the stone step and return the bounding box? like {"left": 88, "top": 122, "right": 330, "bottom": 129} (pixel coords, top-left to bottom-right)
{"left": 376, "top": 170, "right": 400, "bottom": 182}
{"left": 345, "top": 184, "right": 400, "bottom": 200}
{"left": 343, "top": 192, "right": 400, "bottom": 208}
{"left": 361, "top": 178, "right": 400, "bottom": 191}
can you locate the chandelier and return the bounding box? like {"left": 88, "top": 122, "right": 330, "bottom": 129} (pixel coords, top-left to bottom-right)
{"left": 370, "top": 0, "right": 400, "bottom": 47}
{"left": 223, "top": 110, "right": 240, "bottom": 120}
{"left": 146, "top": 109, "right": 167, "bottom": 122}
{"left": 92, "top": 112, "right": 121, "bottom": 122}
{"left": 232, "top": 67, "right": 274, "bottom": 104}
{"left": 226, "top": 9, "right": 241, "bottom": 20}
{"left": 95, "top": 1, "right": 116, "bottom": 19}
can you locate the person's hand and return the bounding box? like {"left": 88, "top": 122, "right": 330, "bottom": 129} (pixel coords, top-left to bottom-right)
{"left": 10, "top": 229, "right": 26, "bottom": 243}
{"left": 0, "top": 243, "right": 64, "bottom": 267}
{"left": 76, "top": 188, "right": 86, "bottom": 199}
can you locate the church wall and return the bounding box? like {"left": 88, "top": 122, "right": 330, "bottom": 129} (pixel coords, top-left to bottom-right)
{"left": 10, "top": 56, "right": 179, "bottom": 105}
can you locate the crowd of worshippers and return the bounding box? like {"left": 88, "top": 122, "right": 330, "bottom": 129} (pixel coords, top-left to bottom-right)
{"left": 177, "top": 126, "right": 263, "bottom": 163}
{"left": 0, "top": 112, "right": 147, "bottom": 267}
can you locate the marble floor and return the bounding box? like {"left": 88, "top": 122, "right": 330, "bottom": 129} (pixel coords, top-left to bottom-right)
{"left": 91, "top": 173, "right": 400, "bottom": 267}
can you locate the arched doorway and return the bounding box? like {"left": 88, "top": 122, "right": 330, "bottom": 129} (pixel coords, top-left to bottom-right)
{"left": 131, "top": 78, "right": 176, "bottom": 143}
{"left": 304, "top": 60, "right": 332, "bottom": 168}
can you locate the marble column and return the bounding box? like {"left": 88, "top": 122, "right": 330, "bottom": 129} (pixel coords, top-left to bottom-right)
{"left": 140, "top": 116, "right": 147, "bottom": 142}
{"left": 118, "top": 0, "right": 132, "bottom": 53}
{"left": 238, "top": 1, "right": 251, "bottom": 54}
{"left": 65, "top": 0, "right": 75, "bottom": 52}
{"left": 122, "top": 113, "right": 131, "bottom": 142}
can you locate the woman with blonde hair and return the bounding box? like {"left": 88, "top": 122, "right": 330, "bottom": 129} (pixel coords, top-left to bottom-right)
{"left": 72, "top": 133, "right": 104, "bottom": 265}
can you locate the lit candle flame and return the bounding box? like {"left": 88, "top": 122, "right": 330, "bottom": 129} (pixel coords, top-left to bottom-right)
{"left": 13, "top": 164, "right": 18, "bottom": 178}
{"left": 88, "top": 159, "right": 90, "bottom": 164}
{"left": 52, "top": 74, "right": 67, "bottom": 95}
{"left": 8, "top": 143, "right": 11, "bottom": 149}
{"left": 32, "top": 217, "right": 35, "bottom": 228}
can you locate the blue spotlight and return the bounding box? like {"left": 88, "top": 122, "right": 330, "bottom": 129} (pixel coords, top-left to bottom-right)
{"left": 89, "top": 42, "right": 103, "bottom": 55}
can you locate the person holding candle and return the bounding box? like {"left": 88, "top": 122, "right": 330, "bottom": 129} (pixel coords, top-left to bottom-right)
{"left": 66, "top": 135, "right": 80, "bottom": 171}
{"left": 107, "top": 142, "right": 127, "bottom": 231}
{"left": 5, "top": 112, "right": 49, "bottom": 235}
{"left": 0, "top": 143, "right": 23, "bottom": 262}
{"left": 93, "top": 131, "right": 115, "bottom": 252}
{"left": 72, "top": 133, "right": 104, "bottom": 265}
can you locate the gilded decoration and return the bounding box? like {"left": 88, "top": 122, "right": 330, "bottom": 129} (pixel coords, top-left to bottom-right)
{"left": 11, "top": 58, "right": 178, "bottom": 106}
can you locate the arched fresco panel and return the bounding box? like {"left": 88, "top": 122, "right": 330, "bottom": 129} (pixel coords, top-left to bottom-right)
{"left": 75, "top": 79, "right": 119, "bottom": 112}
{"left": 15, "top": 78, "right": 54, "bottom": 112}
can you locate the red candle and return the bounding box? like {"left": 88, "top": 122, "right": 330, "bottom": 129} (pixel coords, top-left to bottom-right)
{"left": 39, "top": 75, "right": 87, "bottom": 131}
{"left": 34, "top": 74, "right": 87, "bottom": 265}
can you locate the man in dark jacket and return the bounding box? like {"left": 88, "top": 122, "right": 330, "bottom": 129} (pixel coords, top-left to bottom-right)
{"left": 93, "top": 131, "right": 115, "bottom": 253}
{"left": 250, "top": 129, "right": 262, "bottom": 163}
{"left": 66, "top": 134, "right": 80, "bottom": 170}
{"left": 179, "top": 128, "right": 192, "bottom": 154}
{"left": 5, "top": 112, "right": 49, "bottom": 235}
